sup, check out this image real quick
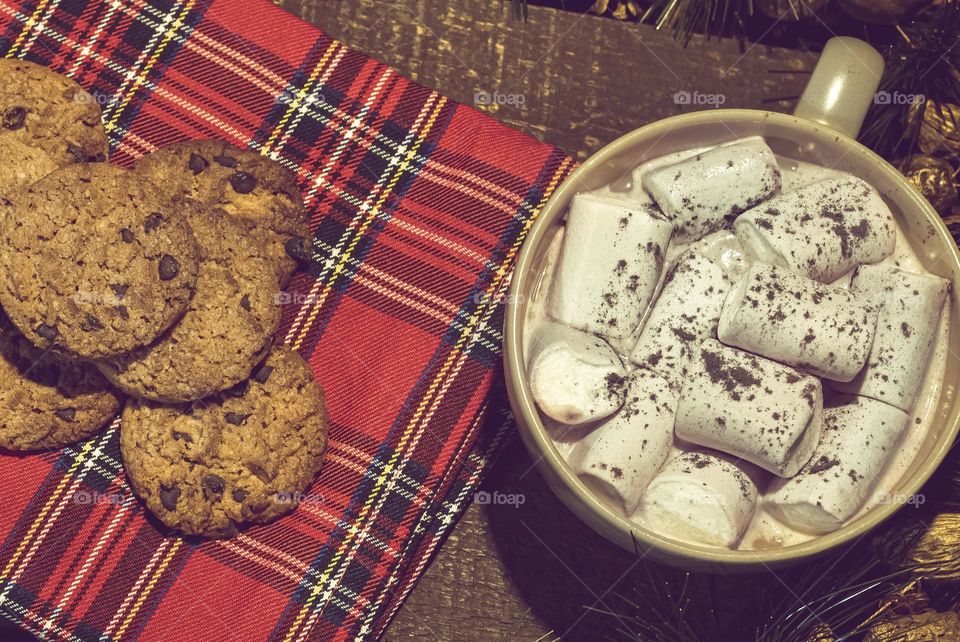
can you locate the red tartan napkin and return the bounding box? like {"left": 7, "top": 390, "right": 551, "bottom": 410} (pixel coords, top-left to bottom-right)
{"left": 0, "top": 1, "right": 574, "bottom": 639}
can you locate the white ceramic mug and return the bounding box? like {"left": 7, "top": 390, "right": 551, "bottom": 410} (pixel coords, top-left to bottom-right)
{"left": 504, "top": 37, "right": 960, "bottom": 571}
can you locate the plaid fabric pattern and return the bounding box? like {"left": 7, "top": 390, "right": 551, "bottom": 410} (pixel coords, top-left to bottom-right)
{"left": 0, "top": 1, "right": 575, "bottom": 640}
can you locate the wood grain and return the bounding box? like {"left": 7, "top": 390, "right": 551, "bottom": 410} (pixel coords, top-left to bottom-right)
{"left": 273, "top": 1, "right": 819, "bottom": 639}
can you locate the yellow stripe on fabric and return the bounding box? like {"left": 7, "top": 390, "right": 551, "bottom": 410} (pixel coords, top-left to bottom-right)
{"left": 5, "top": 0, "right": 53, "bottom": 58}
{"left": 103, "top": 0, "right": 196, "bottom": 133}
{"left": 288, "top": 153, "right": 573, "bottom": 642}
{"left": 0, "top": 438, "right": 99, "bottom": 585}
{"left": 345, "top": 156, "right": 576, "bottom": 638}
{"left": 114, "top": 540, "right": 182, "bottom": 640}
{"left": 263, "top": 40, "right": 341, "bottom": 154}
{"left": 290, "top": 95, "right": 447, "bottom": 351}
{"left": 279, "top": 98, "right": 449, "bottom": 642}
{"left": 317, "top": 154, "right": 575, "bottom": 640}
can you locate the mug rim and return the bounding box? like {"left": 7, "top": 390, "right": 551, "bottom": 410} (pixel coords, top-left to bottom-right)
{"left": 503, "top": 108, "right": 960, "bottom": 567}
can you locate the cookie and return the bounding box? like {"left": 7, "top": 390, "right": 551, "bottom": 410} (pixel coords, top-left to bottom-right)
{"left": 120, "top": 345, "right": 329, "bottom": 537}
{"left": 97, "top": 206, "right": 282, "bottom": 402}
{"left": 134, "top": 139, "right": 310, "bottom": 283}
{"left": 0, "top": 163, "right": 200, "bottom": 359}
{"left": 0, "top": 59, "right": 109, "bottom": 195}
{"left": 0, "top": 318, "right": 121, "bottom": 451}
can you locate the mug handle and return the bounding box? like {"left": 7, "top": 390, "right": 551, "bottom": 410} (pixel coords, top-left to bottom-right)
{"left": 793, "top": 36, "right": 886, "bottom": 139}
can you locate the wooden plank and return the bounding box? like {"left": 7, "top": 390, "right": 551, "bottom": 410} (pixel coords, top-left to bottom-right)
{"left": 277, "top": 0, "right": 816, "bottom": 160}
{"left": 274, "top": 1, "right": 820, "bottom": 639}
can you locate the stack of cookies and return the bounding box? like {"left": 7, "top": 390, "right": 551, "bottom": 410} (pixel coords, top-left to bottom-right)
{"left": 0, "top": 60, "right": 330, "bottom": 538}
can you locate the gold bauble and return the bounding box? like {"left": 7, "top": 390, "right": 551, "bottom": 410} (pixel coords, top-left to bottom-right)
{"left": 876, "top": 513, "right": 960, "bottom": 581}
{"left": 875, "top": 513, "right": 960, "bottom": 580}
{"left": 838, "top": 0, "right": 933, "bottom": 23}
{"left": 904, "top": 513, "right": 960, "bottom": 581}
{"left": 756, "top": 0, "right": 830, "bottom": 20}
{"left": 864, "top": 610, "right": 960, "bottom": 642}
{"left": 919, "top": 101, "right": 960, "bottom": 157}
{"left": 903, "top": 154, "right": 959, "bottom": 214}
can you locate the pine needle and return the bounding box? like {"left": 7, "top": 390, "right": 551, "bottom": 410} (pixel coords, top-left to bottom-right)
{"left": 859, "top": 0, "right": 960, "bottom": 163}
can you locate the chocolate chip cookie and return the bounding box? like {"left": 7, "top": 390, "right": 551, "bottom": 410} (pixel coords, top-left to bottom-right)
{"left": 0, "top": 318, "right": 121, "bottom": 451}
{"left": 97, "top": 205, "right": 282, "bottom": 402}
{"left": 134, "top": 140, "right": 311, "bottom": 283}
{"left": 0, "top": 59, "right": 109, "bottom": 195}
{"left": 0, "top": 163, "right": 200, "bottom": 359}
{"left": 120, "top": 345, "right": 329, "bottom": 537}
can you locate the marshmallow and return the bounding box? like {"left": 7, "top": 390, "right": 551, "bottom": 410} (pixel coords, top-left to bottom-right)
{"left": 718, "top": 263, "right": 879, "bottom": 382}
{"left": 569, "top": 368, "right": 677, "bottom": 515}
{"left": 685, "top": 229, "right": 751, "bottom": 282}
{"left": 528, "top": 322, "right": 627, "bottom": 424}
{"left": 766, "top": 395, "right": 909, "bottom": 534}
{"left": 633, "top": 451, "right": 760, "bottom": 548}
{"left": 675, "top": 340, "right": 823, "bottom": 477}
{"left": 549, "top": 193, "right": 673, "bottom": 339}
{"left": 734, "top": 176, "right": 896, "bottom": 283}
{"left": 834, "top": 265, "right": 950, "bottom": 411}
{"left": 630, "top": 251, "right": 730, "bottom": 387}
{"left": 643, "top": 137, "right": 781, "bottom": 243}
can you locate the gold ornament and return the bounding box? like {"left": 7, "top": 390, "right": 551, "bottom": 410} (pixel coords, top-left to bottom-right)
{"left": 805, "top": 623, "right": 835, "bottom": 642}
{"left": 876, "top": 513, "right": 960, "bottom": 581}
{"left": 903, "top": 154, "right": 959, "bottom": 214}
{"left": 919, "top": 101, "right": 960, "bottom": 157}
{"left": 591, "top": 0, "right": 640, "bottom": 20}
{"left": 864, "top": 610, "right": 960, "bottom": 641}
{"left": 756, "top": 0, "right": 830, "bottom": 20}
{"left": 838, "top": 0, "right": 934, "bottom": 24}
{"left": 903, "top": 513, "right": 960, "bottom": 581}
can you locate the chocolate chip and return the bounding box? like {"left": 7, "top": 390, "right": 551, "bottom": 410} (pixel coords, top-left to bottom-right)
{"left": 35, "top": 324, "right": 58, "bottom": 341}
{"left": 224, "top": 412, "right": 249, "bottom": 425}
{"left": 202, "top": 474, "right": 225, "bottom": 495}
{"left": 159, "top": 484, "right": 180, "bottom": 511}
{"left": 232, "top": 489, "right": 248, "bottom": 502}
{"left": 82, "top": 313, "right": 104, "bottom": 331}
{"left": 247, "top": 463, "right": 274, "bottom": 483}
{"left": 229, "top": 171, "right": 256, "bottom": 194}
{"left": 115, "top": 305, "right": 129, "bottom": 320}
{"left": 188, "top": 153, "right": 209, "bottom": 174}
{"left": 120, "top": 228, "right": 135, "bottom": 243}
{"left": 2, "top": 106, "right": 26, "bottom": 130}
{"left": 172, "top": 430, "right": 193, "bottom": 442}
{"left": 55, "top": 408, "right": 76, "bottom": 422}
{"left": 284, "top": 236, "right": 311, "bottom": 263}
{"left": 240, "top": 294, "right": 251, "bottom": 311}
{"left": 158, "top": 255, "right": 180, "bottom": 281}
{"left": 213, "top": 154, "right": 238, "bottom": 168}
{"left": 143, "top": 214, "right": 164, "bottom": 233}
{"left": 252, "top": 364, "right": 274, "bottom": 385}
{"left": 110, "top": 283, "right": 129, "bottom": 299}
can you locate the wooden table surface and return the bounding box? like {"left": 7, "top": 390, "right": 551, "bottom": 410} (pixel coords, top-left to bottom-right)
{"left": 276, "top": 1, "right": 818, "bottom": 639}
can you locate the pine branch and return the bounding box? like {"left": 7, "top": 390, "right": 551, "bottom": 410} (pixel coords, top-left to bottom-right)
{"left": 859, "top": 0, "right": 960, "bottom": 162}
{"left": 640, "top": 0, "right": 755, "bottom": 43}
